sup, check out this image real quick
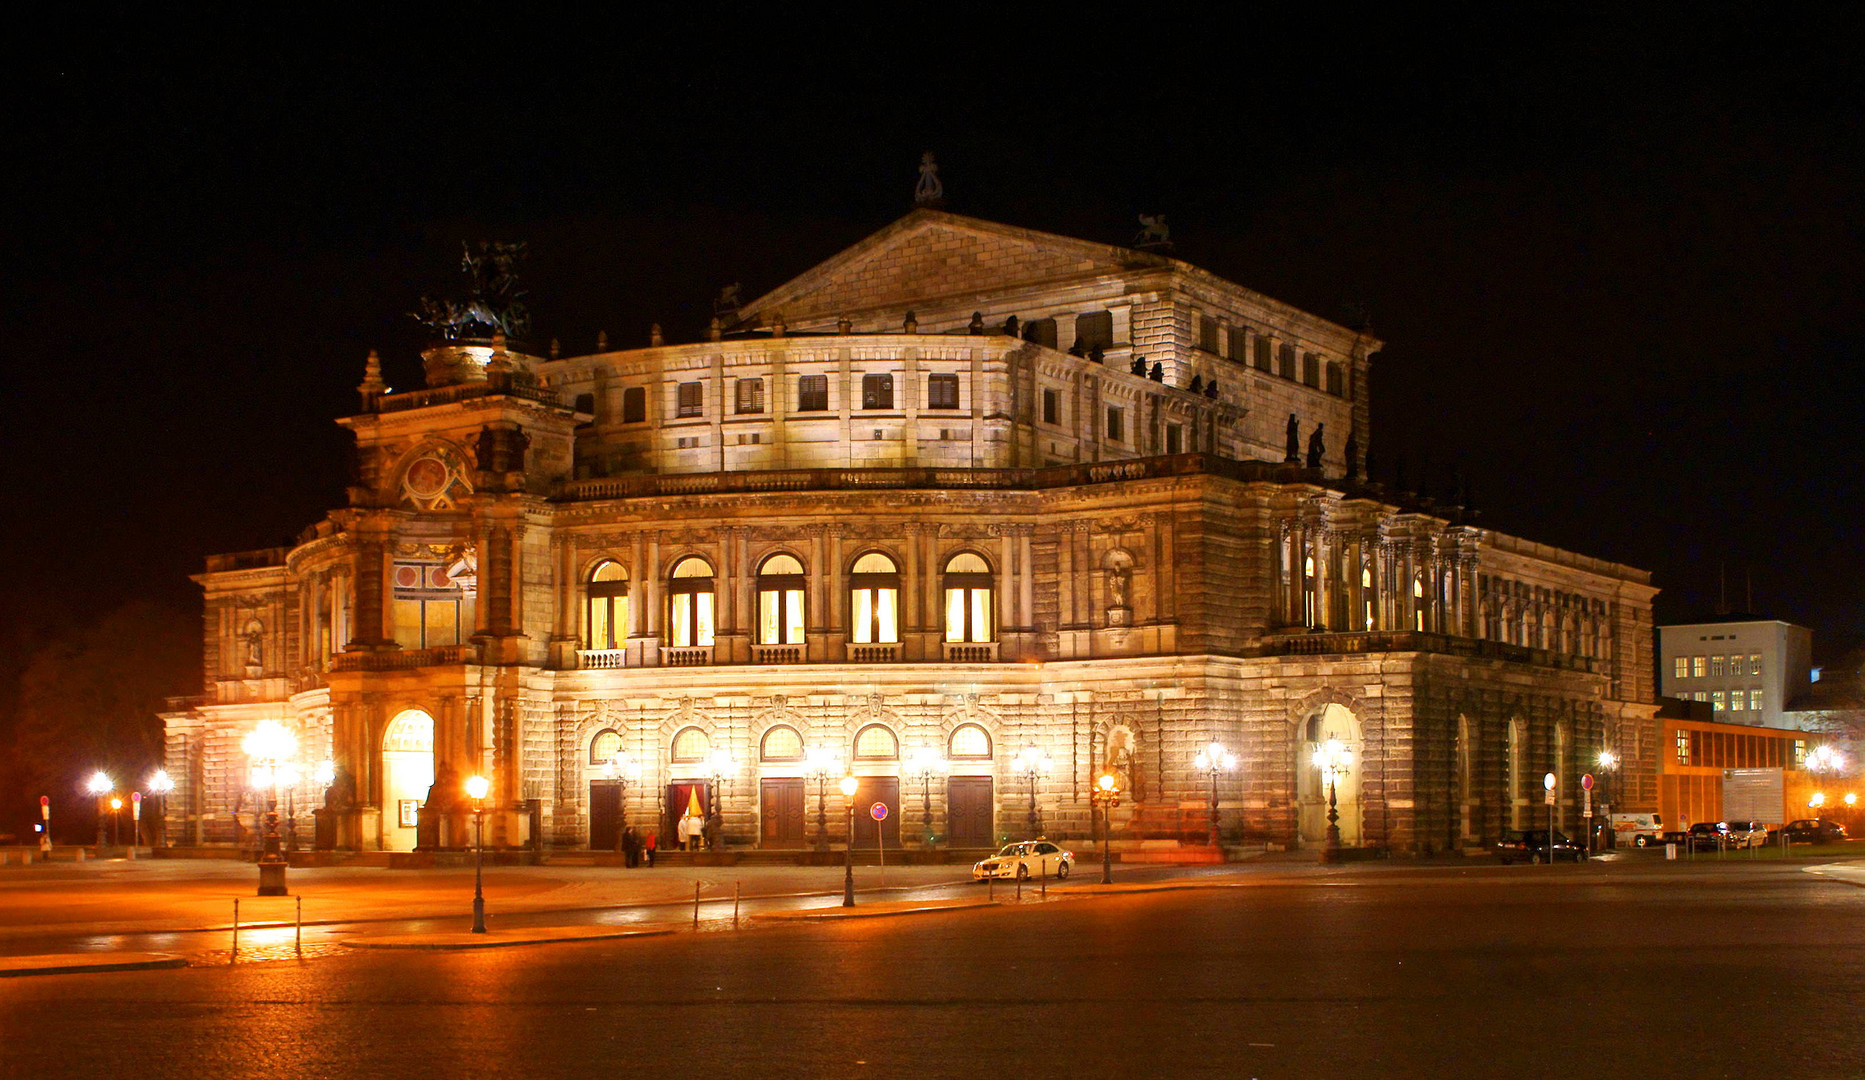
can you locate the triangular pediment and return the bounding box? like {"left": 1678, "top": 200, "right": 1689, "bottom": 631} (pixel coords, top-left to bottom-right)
{"left": 738, "top": 209, "right": 1164, "bottom": 328}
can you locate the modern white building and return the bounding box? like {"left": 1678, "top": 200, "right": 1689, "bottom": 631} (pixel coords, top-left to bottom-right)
{"left": 1658, "top": 618, "right": 1812, "bottom": 729}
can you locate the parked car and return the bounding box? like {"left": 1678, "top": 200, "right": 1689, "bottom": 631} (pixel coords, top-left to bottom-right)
{"left": 1614, "top": 813, "right": 1667, "bottom": 848}
{"left": 1685, "top": 821, "right": 1764, "bottom": 851}
{"left": 1494, "top": 829, "right": 1588, "bottom": 864}
{"left": 1721, "top": 820, "right": 1768, "bottom": 848}
{"left": 973, "top": 840, "right": 1073, "bottom": 881}
{"left": 1770, "top": 818, "right": 1851, "bottom": 845}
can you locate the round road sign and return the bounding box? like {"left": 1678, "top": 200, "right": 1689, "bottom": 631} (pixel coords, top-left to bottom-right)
{"left": 1581, "top": 773, "right": 1594, "bottom": 790}
{"left": 870, "top": 802, "right": 889, "bottom": 821}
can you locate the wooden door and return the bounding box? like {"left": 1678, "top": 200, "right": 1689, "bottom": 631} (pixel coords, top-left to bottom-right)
{"left": 589, "top": 781, "right": 622, "bottom": 851}
{"left": 760, "top": 778, "right": 807, "bottom": 848}
{"left": 947, "top": 776, "right": 994, "bottom": 847}
{"left": 852, "top": 776, "right": 901, "bottom": 850}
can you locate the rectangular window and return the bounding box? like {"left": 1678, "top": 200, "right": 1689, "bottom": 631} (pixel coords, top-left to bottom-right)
{"left": 1750, "top": 654, "right": 1762, "bottom": 675}
{"left": 1165, "top": 423, "right": 1183, "bottom": 454}
{"left": 1672, "top": 656, "right": 1688, "bottom": 679}
{"left": 1229, "top": 325, "right": 1248, "bottom": 360}
{"left": 1198, "top": 315, "right": 1219, "bottom": 354}
{"left": 1106, "top": 406, "right": 1124, "bottom": 442}
{"left": 622, "top": 386, "right": 647, "bottom": 423}
{"left": 1750, "top": 688, "right": 1764, "bottom": 711}
{"left": 1302, "top": 352, "right": 1321, "bottom": 387}
{"left": 928, "top": 373, "right": 960, "bottom": 409}
{"left": 1074, "top": 311, "right": 1114, "bottom": 351}
{"left": 1325, "top": 363, "right": 1344, "bottom": 396}
{"left": 1711, "top": 655, "right": 1725, "bottom": 677}
{"left": 1278, "top": 343, "right": 1297, "bottom": 380}
{"left": 1254, "top": 337, "right": 1273, "bottom": 372}
{"left": 1041, "top": 388, "right": 1060, "bottom": 425}
{"left": 1711, "top": 690, "right": 1725, "bottom": 711}
{"left": 676, "top": 381, "right": 704, "bottom": 417}
{"left": 797, "top": 374, "right": 828, "bottom": 412}
{"left": 735, "top": 377, "right": 764, "bottom": 414}
{"left": 861, "top": 373, "right": 894, "bottom": 410}
{"left": 1691, "top": 655, "right": 1707, "bottom": 677}
{"left": 1730, "top": 691, "right": 1745, "bottom": 711}
{"left": 1676, "top": 729, "right": 1690, "bottom": 764}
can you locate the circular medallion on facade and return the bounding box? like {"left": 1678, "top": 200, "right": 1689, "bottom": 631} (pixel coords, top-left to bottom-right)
{"left": 404, "top": 456, "right": 450, "bottom": 499}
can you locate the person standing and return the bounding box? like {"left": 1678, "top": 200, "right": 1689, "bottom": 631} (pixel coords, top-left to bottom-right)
{"left": 622, "top": 826, "right": 639, "bottom": 867}
{"left": 644, "top": 829, "right": 657, "bottom": 867}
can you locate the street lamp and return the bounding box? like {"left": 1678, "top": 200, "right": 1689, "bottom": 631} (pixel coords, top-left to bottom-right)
{"left": 602, "top": 750, "right": 641, "bottom": 838}
{"left": 86, "top": 771, "right": 112, "bottom": 849}
{"left": 1091, "top": 771, "right": 1121, "bottom": 884}
{"left": 805, "top": 745, "right": 842, "bottom": 851}
{"left": 707, "top": 747, "right": 736, "bottom": 852}
{"left": 906, "top": 746, "right": 948, "bottom": 848}
{"left": 1594, "top": 749, "right": 1619, "bottom": 849}
{"left": 840, "top": 774, "right": 860, "bottom": 907}
{"left": 465, "top": 774, "right": 489, "bottom": 933}
{"left": 1012, "top": 746, "right": 1053, "bottom": 836}
{"left": 242, "top": 719, "right": 298, "bottom": 896}
{"left": 147, "top": 769, "right": 175, "bottom": 849}
{"left": 1312, "top": 739, "right": 1353, "bottom": 853}
{"left": 109, "top": 797, "right": 123, "bottom": 847}
{"left": 1192, "top": 740, "right": 1237, "bottom": 849}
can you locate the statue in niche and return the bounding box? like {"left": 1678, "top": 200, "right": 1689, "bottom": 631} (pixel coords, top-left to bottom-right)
{"left": 1103, "top": 725, "right": 1144, "bottom": 802}
{"left": 1107, "top": 564, "right": 1131, "bottom": 610}
{"left": 243, "top": 622, "right": 264, "bottom": 669}
{"left": 1307, "top": 423, "right": 1326, "bottom": 470}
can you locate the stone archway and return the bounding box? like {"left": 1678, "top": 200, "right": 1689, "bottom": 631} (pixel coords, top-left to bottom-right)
{"left": 381, "top": 709, "right": 435, "bottom": 852}
{"left": 1297, "top": 702, "right": 1364, "bottom": 847}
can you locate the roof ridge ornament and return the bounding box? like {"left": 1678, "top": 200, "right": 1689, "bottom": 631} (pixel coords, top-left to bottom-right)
{"left": 914, "top": 151, "right": 944, "bottom": 207}
{"left": 1133, "top": 214, "right": 1172, "bottom": 252}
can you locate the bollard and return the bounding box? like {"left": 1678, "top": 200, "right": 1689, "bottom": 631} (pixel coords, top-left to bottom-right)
{"left": 1665, "top": 842, "right": 1677, "bottom": 861}
{"left": 1041, "top": 872, "right": 1046, "bottom": 900}
{"left": 295, "top": 896, "right": 303, "bottom": 956}
{"left": 232, "top": 898, "right": 240, "bottom": 960}
{"left": 693, "top": 881, "right": 701, "bottom": 928}
{"left": 1016, "top": 872, "right": 1022, "bottom": 901}
{"left": 987, "top": 875, "right": 993, "bottom": 902}
{"left": 733, "top": 882, "right": 740, "bottom": 929}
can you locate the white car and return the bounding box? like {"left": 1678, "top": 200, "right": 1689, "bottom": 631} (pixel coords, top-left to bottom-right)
{"left": 973, "top": 840, "right": 1073, "bottom": 881}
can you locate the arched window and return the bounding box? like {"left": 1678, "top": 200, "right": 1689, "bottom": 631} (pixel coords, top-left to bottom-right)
{"left": 590, "top": 728, "right": 623, "bottom": 765}
{"left": 671, "top": 726, "right": 711, "bottom": 763}
{"left": 949, "top": 723, "right": 992, "bottom": 760}
{"left": 942, "top": 552, "right": 994, "bottom": 643}
{"left": 1303, "top": 555, "right": 1318, "bottom": 627}
{"left": 760, "top": 725, "right": 804, "bottom": 762}
{"left": 1413, "top": 575, "right": 1426, "bottom": 632}
{"left": 668, "top": 557, "right": 715, "bottom": 648}
{"left": 849, "top": 552, "right": 899, "bottom": 644}
{"left": 586, "top": 561, "right": 629, "bottom": 650}
{"left": 1361, "top": 566, "right": 1375, "bottom": 631}
{"left": 854, "top": 724, "right": 899, "bottom": 761}
{"left": 756, "top": 554, "right": 806, "bottom": 645}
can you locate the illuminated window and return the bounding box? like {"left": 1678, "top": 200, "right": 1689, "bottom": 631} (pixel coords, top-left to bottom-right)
{"left": 854, "top": 724, "right": 899, "bottom": 761}
{"left": 1730, "top": 691, "right": 1745, "bottom": 711}
{"left": 735, "top": 378, "right": 765, "bottom": 414}
{"left": 850, "top": 552, "right": 900, "bottom": 644}
{"left": 1676, "top": 729, "right": 1690, "bottom": 763}
{"left": 1673, "top": 656, "right": 1688, "bottom": 679}
{"left": 1711, "top": 690, "right": 1725, "bottom": 711}
{"left": 671, "top": 726, "right": 710, "bottom": 762}
{"left": 585, "top": 560, "right": 629, "bottom": 650}
{"left": 756, "top": 554, "right": 806, "bottom": 646}
{"left": 1750, "top": 688, "right": 1764, "bottom": 711}
{"left": 797, "top": 375, "right": 828, "bottom": 412}
{"left": 928, "top": 373, "right": 960, "bottom": 410}
{"left": 949, "top": 723, "right": 992, "bottom": 760}
{"left": 391, "top": 561, "right": 464, "bottom": 650}
{"left": 1413, "top": 576, "right": 1426, "bottom": 632}
{"left": 942, "top": 552, "right": 994, "bottom": 643}
{"left": 668, "top": 557, "right": 715, "bottom": 648}
{"left": 590, "top": 729, "right": 623, "bottom": 765}
{"left": 676, "top": 381, "right": 704, "bottom": 418}
{"left": 760, "top": 725, "right": 803, "bottom": 762}
{"left": 1691, "top": 655, "right": 1707, "bottom": 677}
{"left": 1711, "top": 655, "right": 1725, "bottom": 677}
{"left": 1362, "top": 566, "right": 1375, "bottom": 630}
{"left": 622, "top": 386, "right": 647, "bottom": 423}
{"left": 861, "top": 373, "right": 894, "bottom": 410}
{"left": 1750, "top": 654, "right": 1762, "bottom": 676}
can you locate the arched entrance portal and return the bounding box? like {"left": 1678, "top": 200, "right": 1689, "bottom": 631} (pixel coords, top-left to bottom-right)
{"left": 1298, "top": 703, "right": 1363, "bottom": 847}
{"left": 382, "top": 709, "right": 435, "bottom": 852}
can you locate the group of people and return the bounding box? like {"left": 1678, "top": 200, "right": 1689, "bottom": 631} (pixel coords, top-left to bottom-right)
{"left": 616, "top": 826, "right": 658, "bottom": 867}
{"left": 616, "top": 810, "right": 718, "bottom": 865}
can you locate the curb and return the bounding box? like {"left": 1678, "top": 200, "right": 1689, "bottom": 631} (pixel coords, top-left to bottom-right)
{"left": 340, "top": 925, "right": 678, "bottom": 950}
{"left": 752, "top": 899, "right": 996, "bottom": 921}
{"left": 0, "top": 953, "right": 189, "bottom": 978}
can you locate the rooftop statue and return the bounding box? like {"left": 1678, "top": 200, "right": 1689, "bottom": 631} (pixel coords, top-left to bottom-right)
{"left": 914, "top": 151, "right": 944, "bottom": 206}
{"left": 413, "top": 241, "right": 532, "bottom": 342}
{"left": 1133, "top": 213, "right": 1172, "bottom": 250}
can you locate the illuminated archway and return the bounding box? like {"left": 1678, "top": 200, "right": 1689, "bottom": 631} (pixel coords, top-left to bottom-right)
{"left": 381, "top": 709, "right": 435, "bottom": 852}
{"left": 1297, "top": 703, "right": 1363, "bottom": 847}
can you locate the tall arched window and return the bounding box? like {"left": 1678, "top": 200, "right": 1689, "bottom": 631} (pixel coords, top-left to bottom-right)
{"left": 1303, "top": 555, "right": 1318, "bottom": 627}
{"left": 668, "top": 557, "right": 716, "bottom": 648}
{"left": 850, "top": 552, "right": 899, "bottom": 644}
{"left": 756, "top": 554, "right": 806, "bottom": 645}
{"left": 1361, "top": 566, "right": 1376, "bottom": 630}
{"left": 854, "top": 724, "right": 899, "bottom": 761}
{"left": 1413, "top": 575, "right": 1426, "bottom": 631}
{"left": 942, "top": 552, "right": 994, "bottom": 643}
{"left": 586, "top": 561, "right": 629, "bottom": 649}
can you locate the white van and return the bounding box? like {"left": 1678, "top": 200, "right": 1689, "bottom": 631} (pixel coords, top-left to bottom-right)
{"left": 1610, "top": 813, "right": 1665, "bottom": 847}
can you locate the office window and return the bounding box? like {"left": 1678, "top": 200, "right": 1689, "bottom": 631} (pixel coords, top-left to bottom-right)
{"left": 622, "top": 386, "right": 647, "bottom": 423}
{"left": 1041, "top": 388, "right": 1060, "bottom": 425}
{"left": 1750, "top": 654, "right": 1762, "bottom": 675}
{"left": 735, "top": 378, "right": 765, "bottom": 414}
{"left": 1692, "top": 655, "right": 1707, "bottom": 677}
{"left": 1750, "top": 688, "right": 1764, "bottom": 711}
{"left": 861, "top": 373, "right": 894, "bottom": 410}
{"left": 797, "top": 374, "right": 828, "bottom": 411}
{"left": 1106, "top": 406, "right": 1124, "bottom": 442}
{"left": 676, "top": 381, "right": 704, "bottom": 418}
{"left": 928, "top": 373, "right": 960, "bottom": 409}
{"left": 1730, "top": 691, "right": 1745, "bottom": 711}
{"left": 1673, "top": 656, "right": 1688, "bottom": 679}
{"left": 1676, "top": 729, "right": 1690, "bottom": 764}
{"left": 1711, "top": 655, "right": 1725, "bottom": 677}
{"left": 1711, "top": 690, "right": 1725, "bottom": 711}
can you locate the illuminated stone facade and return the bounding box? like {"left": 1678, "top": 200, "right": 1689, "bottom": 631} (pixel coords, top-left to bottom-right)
{"left": 162, "top": 210, "right": 1659, "bottom": 856}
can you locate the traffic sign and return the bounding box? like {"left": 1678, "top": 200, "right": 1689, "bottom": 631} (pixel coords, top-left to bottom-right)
{"left": 870, "top": 802, "right": 889, "bottom": 821}
{"left": 1581, "top": 773, "right": 1594, "bottom": 791}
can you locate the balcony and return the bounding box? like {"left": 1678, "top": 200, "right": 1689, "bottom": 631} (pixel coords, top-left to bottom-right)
{"left": 1262, "top": 630, "right": 1600, "bottom": 673}
{"left": 577, "top": 649, "right": 627, "bottom": 670}
{"left": 941, "top": 641, "right": 1000, "bottom": 663}
{"left": 849, "top": 644, "right": 899, "bottom": 663}
{"left": 661, "top": 646, "right": 714, "bottom": 667}
{"left": 751, "top": 644, "right": 804, "bottom": 665}
{"left": 331, "top": 643, "right": 481, "bottom": 671}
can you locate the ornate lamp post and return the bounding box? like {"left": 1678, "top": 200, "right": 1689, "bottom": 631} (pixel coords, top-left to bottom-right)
{"left": 147, "top": 769, "right": 175, "bottom": 849}
{"left": 840, "top": 774, "right": 860, "bottom": 907}
{"left": 907, "top": 746, "right": 948, "bottom": 848}
{"left": 466, "top": 774, "right": 490, "bottom": 933}
{"left": 1013, "top": 746, "right": 1053, "bottom": 836}
{"left": 1594, "top": 750, "right": 1619, "bottom": 848}
{"left": 1311, "top": 738, "right": 1353, "bottom": 854}
{"left": 1192, "top": 740, "right": 1237, "bottom": 849}
{"left": 86, "top": 771, "right": 112, "bottom": 849}
{"left": 805, "top": 746, "right": 843, "bottom": 851}
{"left": 242, "top": 719, "right": 298, "bottom": 896}
{"left": 108, "top": 796, "right": 123, "bottom": 847}
{"left": 707, "top": 747, "right": 736, "bottom": 852}
{"left": 1092, "top": 771, "right": 1121, "bottom": 884}
{"left": 603, "top": 750, "right": 641, "bottom": 836}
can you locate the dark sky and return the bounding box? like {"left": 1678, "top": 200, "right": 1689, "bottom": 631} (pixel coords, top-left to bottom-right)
{"left": 4, "top": 10, "right": 1862, "bottom": 661}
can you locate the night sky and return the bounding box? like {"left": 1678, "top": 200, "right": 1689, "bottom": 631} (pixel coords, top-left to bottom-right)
{"left": 5, "top": 11, "right": 1863, "bottom": 670}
